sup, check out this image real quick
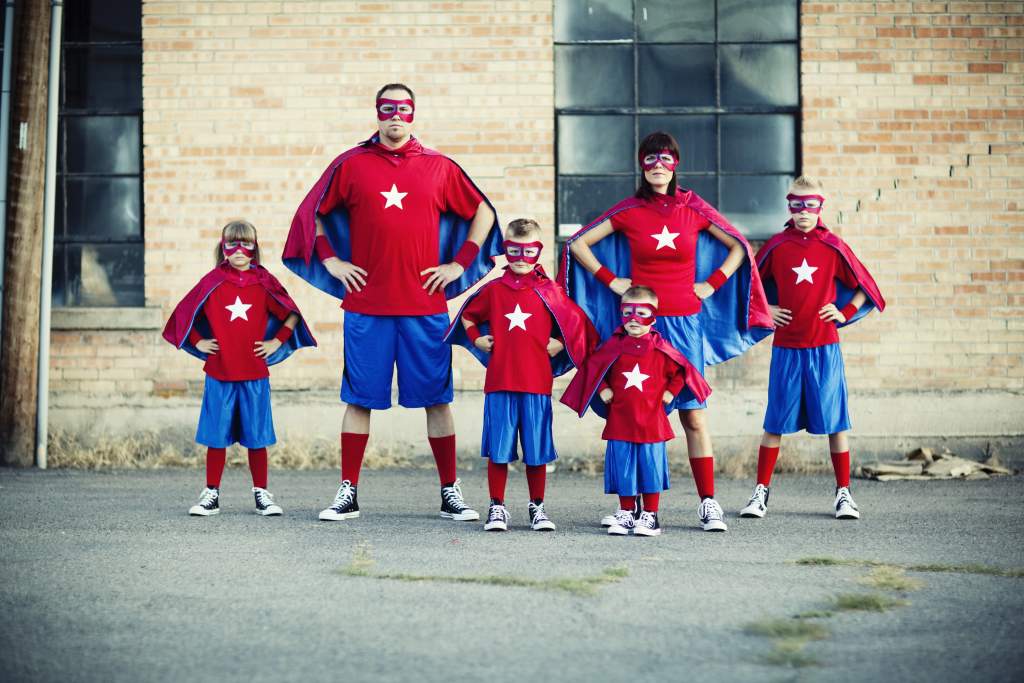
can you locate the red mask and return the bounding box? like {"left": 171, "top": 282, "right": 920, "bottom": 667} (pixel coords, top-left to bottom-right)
{"left": 640, "top": 149, "right": 678, "bottom": 172}
{"left": 376, "top": 98, "right": 415, "bottom": 123}
{"left": 222, "top": 239, "right": 256, "bottom": 259}
{"left": 503, "top": 240, "right": 543, "bottom": 264}
{"left": 620, "top": 302, "right": 658, "bottom": 325}
{"left": 786, "top": 194, "right": 825, "bottom": 214}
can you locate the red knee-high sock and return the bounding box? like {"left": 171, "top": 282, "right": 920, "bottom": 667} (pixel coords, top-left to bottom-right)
{"left": 247, "top": 448, "right": 268, "bottom": 489}
{"left": 341, "top": 432, "right": 369, "bottom": 485}
{"left": 428, "top": 435, "right": 457, "bottom": 486}
{"left": 689, "top": 456, "right": 715, "bottom": 499}
{"left": 525, "top": 465, "right": 546, "bottom": 502}
{"left": 619, "top": 495, "right": 636, "bottom": 511}
{"left": 757, "top": 446, "right": 781, "bottom": 486}
{"left": 642, "top": 492, "right": 660, "bottom": 513}
{"left": 831, "top": 451, "right": 851, "bottom": 488}
{"left": 206, "top": 447, "right": 226, "bottom": 488}
{"left": 488, "top": 461, "right": 508, "bottom": 503}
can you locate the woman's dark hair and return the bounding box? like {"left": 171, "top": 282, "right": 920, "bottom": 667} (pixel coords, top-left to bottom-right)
{"left": 635, "top": 131, "right": 680, "bottom": 201}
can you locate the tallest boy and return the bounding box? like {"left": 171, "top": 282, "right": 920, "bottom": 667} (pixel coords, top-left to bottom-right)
{"left": 284, "top": 83, "right": 502, "bottom": 522}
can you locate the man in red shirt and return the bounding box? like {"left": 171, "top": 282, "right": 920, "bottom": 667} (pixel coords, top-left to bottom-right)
{"left": 282, "top": 83, "right": 502, "bottom": 523}
{"left": 741, "top": 176, "right": 885, "bottom": 521}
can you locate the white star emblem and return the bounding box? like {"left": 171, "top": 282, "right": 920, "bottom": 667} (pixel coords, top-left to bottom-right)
{"left": 621, "top": 363, "right": 650, "bottom": 392}
{"left": 792, "top": 258, "right": 818, "bottom": 285}
{"left": 650, "top": 225, "right": 680, "bottom": 250}
{"left": 504, "top": 304, "right": 532, "bottom": 331}
{"left": 380, "top": 183, "right": 407, "bottom": 209}
{"left": 225, "top": 296, "right": 252, "bottom": 321}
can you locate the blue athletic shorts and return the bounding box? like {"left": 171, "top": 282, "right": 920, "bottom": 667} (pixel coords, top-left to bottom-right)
{"left": 653, "top": 313, "right": 706, "bottom": 410}
{"left": 341, "top": 311, "right": 454, "bottom": 409}
{"left": 481, "top": 391, "right": 557, "bottom": 466}
{"left": 604, "top": 440, "right": 670, "bottom": 496}
{"left": 195, "top": 376, "right": 276, "bottom": 449}
{"left": 763, "top": 343, "right": 851, "bottom": 435}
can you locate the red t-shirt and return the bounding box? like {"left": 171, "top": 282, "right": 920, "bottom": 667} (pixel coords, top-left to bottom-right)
{"left": 760, "top": 227, "right": 858, "bottom": 349}
{"left": 610, "top": 197, "right": 711, "bottom": 316}
{"left": 599, "top": 335, "right": 686, "bottom": 443}
{"left": 197, "top": 268, "right": 291, "bottom": 381}
{"left": 461, "top": 270, "right": 556, "bottom": 395}
{"left": 318, "top": 143, "right": 484, "bottom": 316}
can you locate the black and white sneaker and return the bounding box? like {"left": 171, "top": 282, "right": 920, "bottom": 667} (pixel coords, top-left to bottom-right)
{"left": 601, "top": 498, "right": 642, "bottom": 527}
{"left": 440, "top": 479, "right": 479, "bottom": 521}
{"left": 834, "top": 486, "right": 861, "bottom": 519}
{"left": 607, "top": 509, "right": 636, "bottom": 536}
{"left": 484, "top": 502, "right": 510, "bottom": 531}
{"left": 528, "top": 501, "right": 556, "bottom": 531}
{"left": 188, "top": 487, "right": 220, "bottom": 516}
{"left": 739, "top": 484, "right": 770, "bottom": 518}
{"left": 318, "top": 480, "right": 360, "bottom": 521}
{"left": 634, "top": 511, "right": 662, "bottom": 537}
{"left": 698, "top": 497, "right": 728, "bottom": 532}
{"left": 252, "top": 487, "right": 283, "bottom": 516}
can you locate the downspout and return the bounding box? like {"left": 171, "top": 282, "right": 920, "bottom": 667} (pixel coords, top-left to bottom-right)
{"left": 0, "top": 1, "right": 16, "bottom": 358}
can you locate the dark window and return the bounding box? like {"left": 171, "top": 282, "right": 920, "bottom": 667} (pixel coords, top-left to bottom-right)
{"left": 56, "top": 1, "right": 143, "bottom": 307}
{"left": 555, "top": 0, "right": 800, "bottom": 238}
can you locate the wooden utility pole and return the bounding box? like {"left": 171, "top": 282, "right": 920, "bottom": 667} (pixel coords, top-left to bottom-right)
{"left": 0, "top": 2, "right": 51, "bottom": 466}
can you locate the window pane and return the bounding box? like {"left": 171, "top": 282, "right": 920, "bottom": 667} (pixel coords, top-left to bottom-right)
{"left": 719, "top": 174, "right": 793, "bottom": 237}
{"left": 59, "top": 243, "right": 144, "bottom": 307}
{"left": 64, "top": 116, "right": 140, "bottom": 174}
{"left": 64, "top": 0, "right": 142, "bottom": 43}
{"left": 52, "top": 245, "right": 69, "bottom": 307}
{"left": 638, "top": 115, "right": 716, "bottom": 173}
{"left": 558, "top": 175, "right": 638, "bottom": 231}
{"left": 63, "top": 45, "right": 142, "bottom": 111}
{"left": 677, "top": 175, "right": 718, "bottom": 207}
{"left": 554, "top": 0, "right": 633, "bottom": 42}
{"left": 718, "top": 0, "right": 797, "bottom": 42}
{"left": 557, "top": 115, "right": 635, "bottom": 175}
{"left": 720, "top": 44, "right": 798, "bottom": 107}
{"left": 556, "top": 45, "right": 633, "bottom": 109}
{"left": 638, "top": 45, "right": 716, "bottom": 107}
{"left": 636, "top": 0, "right": 715, "bottom": 43}
{"left": 63, "top": 178, "right": 141, "bottom": 240}
{"left": 721, "top": 114, "right": 795, "bottom": 173}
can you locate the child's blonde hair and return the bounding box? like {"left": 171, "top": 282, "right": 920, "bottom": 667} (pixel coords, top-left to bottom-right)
{"left": 507, "top": 217, "right": 542, "bottom": 240}
{"left": 215, "top": 220, "right": 260, "bottom": 265}
{"left": 789, "top": 175, "right": 825, "bottom": 195}
{"left": 622, "top": 285, "right": 658, "bottom": 305}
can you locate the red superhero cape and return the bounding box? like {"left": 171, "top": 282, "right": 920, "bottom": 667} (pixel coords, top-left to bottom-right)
{"left": 756, "top": 221, "right": 886, "bottom": 327}
{"left": 162, "top": 263, "right": 316, "bottom": 365}
{"left": 444, "top": 265, "right": 599, "bottom": 377}
{"left": 560, "top": 328, "right": 711, "bottom": 420}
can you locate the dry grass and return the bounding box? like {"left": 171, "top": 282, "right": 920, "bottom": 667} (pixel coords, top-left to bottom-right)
{"left": 832, "top": 593, "right": 908, "bottom": 612}
{"left": 858, "top": 566, "right": 924, "bottom": 592}
{"left": 744, "top": 619, "right": 829, "bottom": 640}
{"left": 795, "top": 556, "right": 1024, "bottom": 579}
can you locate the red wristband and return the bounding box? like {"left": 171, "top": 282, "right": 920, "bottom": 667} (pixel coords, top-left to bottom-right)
{"left": 595, "top": 266, "right": 617, "bottom": 287}
{"left": 314, "top": 234, "right": 338, "bottom": 262}
{"left": 706, "top": 269, "right": 728, "bottom": 291}
{"left": 840, "top": 302, "right": 859, "bottom": 321}
{"left": 465, "top": 325, "right": 482, "bottom": 343}
{"left": 452, "top": 241, "right": 480, "bottom": 270}
{"left": 274, "top": 325, "right": 294, "bottom": 343}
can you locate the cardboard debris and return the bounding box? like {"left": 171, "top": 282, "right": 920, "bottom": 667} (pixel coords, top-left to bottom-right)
{"left": 906, "top": 447, "right": 935, "bottom": 463}
{"left": 858, "top": 446, "right": 1015, "bottom": 481}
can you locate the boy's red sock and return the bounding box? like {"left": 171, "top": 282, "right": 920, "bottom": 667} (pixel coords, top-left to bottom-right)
{"left": 641, "top": 492, "right": 660, "bottom": 513}
{"left": 428, "top": 435, "right": 458, "bottom": 486}
{"left": 618, "top": 495, "right": 636, "bottom": 511}
{"left": 487, "top": 460, "right": 508, "bottom": 503}
{"left": 757, "top": 446, "right": 781, "bottom": 486}
{"left": 689, "top": 456, "right": 715, "bottom": 499}
{"left": 206, "top": 447, "right": 226, "bottom": 488}
{"left": 831, "top": 451, "right": 851, "bottom": 488}
{"left": 525, "top": 464, "right": 546, "bottom": 502}
{"left": 247, "top": 448, "right": 268, "bottom": 489}
{"left": 341, "top": 432, "right": 369, "bottom": 485}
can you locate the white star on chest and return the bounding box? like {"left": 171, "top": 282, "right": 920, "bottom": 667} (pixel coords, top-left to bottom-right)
{"left": 380, "top": 183, "right": 408, "bottom": 210}
{"left": 225, "top": 296, "right": 252, "bottom": 321}
{"left": 792, "top": 258, "right": 818, "bottom": 285}
{"left": 650, "top": 225, "right": 680, "bottom": 250}
{"left": 504, "top": 304, "right": 532, "bottom": 331}
{"left": 621, "top": 363, "right": 650, "bottom": 392}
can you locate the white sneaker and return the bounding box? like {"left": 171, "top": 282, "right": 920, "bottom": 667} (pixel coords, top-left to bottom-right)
{"left": 607, "top": 509, "right": 636, "bottom": 536}
{"left": 188, "top": 487, "right": 220, "bottom": 516}
{"left": 739, "top": 484, "right": 769, "bottom": 518}
{"left": 440, "top": 479, "right": 480, "bottom": 521}
{"left": 484, "top": 502, "right": 510, "bottom": 531}
{"left": 528, "top": 501, "right": 556, "bottom": 532}
{"left": 633, "top": 511, "right": 662, "bottom": 537}
{"left": 601, "top": 499, "right": 641, "bottom": 527}
{"left": 834, "top": 486, "right": 861, "bottom": 519}
{"left": 319, "top": 480, "right": 360, "bottom": 521}
{"left": 698, "top": 497, "right": 728, "bottom": 532}
{"left": 252, "top": 487, "right": 283, "bottom": 516}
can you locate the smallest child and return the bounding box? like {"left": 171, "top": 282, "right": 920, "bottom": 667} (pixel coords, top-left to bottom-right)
{"left": 561, "top": 285, "right": 710, "bottom": 536}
